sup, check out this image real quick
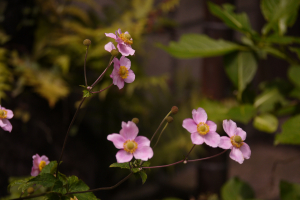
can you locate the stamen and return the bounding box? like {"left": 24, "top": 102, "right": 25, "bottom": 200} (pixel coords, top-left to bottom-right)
{"left": 0, "top": 109, "right": 7, "bottom": 119}
{"left": 119, "top": 33, "right": 133, "bottom": 45}
{"left": 123, "top": 140, "right": 138, "bottom": 153}
{"left": 119, "top": 66, "right": 129, "bottom": 79}
{"left": 197, "top": 122, "right": 209, "bottom": 135}
{"left": 39, "top": 161, "right": 47, "bottom": 171}
{"left": 230, "top": 135, "right": 243, "bottom": 148}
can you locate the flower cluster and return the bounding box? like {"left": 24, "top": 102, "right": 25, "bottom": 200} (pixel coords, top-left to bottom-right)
{"left": 182, "top": 107, "right": 251, "bottom": 164}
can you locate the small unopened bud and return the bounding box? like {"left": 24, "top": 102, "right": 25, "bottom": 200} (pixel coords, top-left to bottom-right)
{"left": 124, "top": 33, "right": 131, "bottom": 40}
{"left": 111, "top": 49, "right": 119, "bottom": 57}
{"left": 166, "top": 116, "right": 173, "bottom": 123}
{"left": 171, "top": 106, "right": 178, "bottom": 114}
{"left": 83, "top": 39, "right": 91, "bottom": 46}
{"left": 183, "top": 160, "right": 187, "bottom": 164}
{"left": 87, "top": 86, "right": 92, "bottom": 90}
{"left": 27, "top": 187, "right": 34, "bottom": 194}
{"left": 132, "top": 118, "right": 139, "bottom": 124}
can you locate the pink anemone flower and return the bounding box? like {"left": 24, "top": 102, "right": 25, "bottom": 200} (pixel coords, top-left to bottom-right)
{"left": 219, "top": 120, "right": 251, "bottom": 164}
{"left": 182, "top": 107, "right": 220, "bottom": 147}
{"left": 107, "top": 121, "right": 153, "bottom": 163}
{"left": 31, "top": 154, "right": 50, "bottom": 176}
{"left": 0, "top": 106, "right": 13, "bottom": 132}
{"left": 105, "top": 29, "right": 135, "bottom": 56}
{"left": 110, "top": 56, "right": 135, "bottom": 89}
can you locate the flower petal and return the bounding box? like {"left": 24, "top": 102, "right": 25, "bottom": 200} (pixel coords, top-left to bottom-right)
{"left": 113, "top": 58, "right": 120, "bottom": 69}
{"left": 107, "top": 133, "right": 126, "bottom": 149}
{"left": 219, "top": 136, "right": 232, "bottom": 149}
{"left": 32, "top": 154, "right": 40, "bottom": 168}
{"left": 182, "top": 118, "right": 197, "bottom": 133}
{"left": 236, "top": 127, "right": 246, "bottom": 141}
{"left": 240, "top": 142, "right": 251, "bottom": 159}
{"left": 1, "top": 119, "right": 12, "bottom": 132}
{"left": 104, "top": 42, "right": 116, "bottom": 52}
{"left": 223, "top": 119, "right": 237, "bottom": 137}
{"left": 116, "top": 150, "right": 133, "bottom": 163}
{"left": 230, "top": 147, "right": 244, "bottom": 164}
{"left": 134, "top": 136, "right": 150, "bottom": 147}
{"left": 5, "top": 109, "right": 13, "bottom": 119}
{"left": 105, "top": 33, "right": 117, "bottom": 39}
{"left": 191, "top": 132, "right": 204, "bottom": 145}
{"left": 31, "top": 167, "right": 40, "bottom": 176}
{"left": 203, "top": 131, "right": 220, "bottom": 148}
{"left": 133, "top": 146, "right": 153, "bottom": 161}
{"left": 115, "top": 76, "right": 125, "bottom": 89}
{"left": 192, "top": 107, "right": 207, "bottom": 124}
{"left": 124, "top": 70, "right": 135, "bottom": 83}
{"left": 40, "top": 155, "right": 50, "bottom": 164}
{"left": 120, "top": 56, "right": 131, "bottom": 69}
{"left": 206, "top": 120, "right": 217, "bottom": 132}
{"left": 117, "top": 29, "right": 122, "bottom": 35}
{"left": 120, "top": 121, "right": 139, "bottom": 140}
{"left": 0, "top": 119, "right": 5, "bottom": 127}
{"left": 117, "top": 44, "right": 135, "bottom": 56}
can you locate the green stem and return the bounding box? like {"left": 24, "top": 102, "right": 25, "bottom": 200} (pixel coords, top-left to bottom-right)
{"left": 84, "top": 46, "right": 89, "bottom": 86}
{"left": 153, "top": 122, "right": 169, "bottom": 149}
{"left": 150, "top": 111, "right": 172, "bottom": 144}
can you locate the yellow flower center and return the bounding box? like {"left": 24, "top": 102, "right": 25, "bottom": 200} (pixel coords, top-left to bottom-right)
{"left": 119, "top": 66, "right": 129, "bottom": 79}
{"left": 231, "top": 135, "right": 243, "bottom": 148}
{"left": 0, "top": 109, "right": 7, "bottom": 119}
{"left": 119, "top": 33, "right": 133, "bottom": 45}
{"left": 39, "top": 161, "right": 47, "bottom": 171}
{"left": 197, "top": 122, "right": 209, "bottom": 135}
{"left": 123, "top": 140, "right": 138, "bottom": 153}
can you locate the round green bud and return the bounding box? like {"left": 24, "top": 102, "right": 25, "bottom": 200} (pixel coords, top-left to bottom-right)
{"left": 111, "top": 49, "right": 119, "bottom": 57}
{"left": 171, "top": 106, "right": 178, "bottom": 114}
{"left": 27, "top": 187, "right": 34, "bottom": 194}
{"left": 132, "top": 118, "right": 139, "bottom": 124}
{"left": 166, "top": 116, "right": 173, "bottom": 123}
{"left": 83, "top": 39, "right": 91, "bottom": 46}
{"left": 234, "top": 135, "right": 242, "bottom": 143}
{"left": 124, "top": 33, "right": 131, "bottom": 40}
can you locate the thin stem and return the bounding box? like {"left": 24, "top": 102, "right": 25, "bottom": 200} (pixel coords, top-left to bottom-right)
{"left": 153, "top": 122, "right": 169, "bottom": 149}
{"left": 66, "top": 172, "right": 133, "bottom": 195}
{"left": 186, "top": 149, "right": 228, "bottom": 162}
{"left": 150, "top": 111, "right": 172, "bottom": 143}
{"left": 84, "top": 46, "right": 89, "bottom": 86}
{"left": 91, "top": 56, "right": 114, "bottom": 88}
{"left": 56, "top": 97, "right": 86, "bottom": 176}
{"left": 184, "top": 144, "right": 196, "bottom": 161}
{"left": 91, "top": 83, "right": 113, "bottom": 94}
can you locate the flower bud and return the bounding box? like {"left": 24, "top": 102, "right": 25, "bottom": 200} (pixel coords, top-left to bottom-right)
{"left": 111, "top": 49, "right": 119, "bottom": 57}
{"left": 166, "top": 116, "right": 173, "bottom": 123}
{"left": 83, "top": 39, "right": 91, "bottom": 46}
{"left": 132, "top": 118, "right": 139, "bottom": 124}
{"left": 171, "top": 106, "right": 178, "bottom": 114}
{"left": 87, "top": 86, "right": 92, "bottom": 90}
{"left": 27, "top": 187, "right": 34, "bottom": 194}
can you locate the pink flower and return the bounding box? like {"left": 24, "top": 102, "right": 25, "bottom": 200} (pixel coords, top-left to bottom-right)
{"left": 104, "top": 42, "right": 116, "bottom": 53}
{"left": 182, "top": 107, "right": 220, "bottom": 147}
{"left": 110, "top": 56, "right": 135, "bottom": 89}
{"left": 31, "top": 154, "right": 50, "bottom": 176}
{"left": 105, "top": 29, "right": 135, "bottom": 56}
{"left": 107, "top": 121, "right": 153, "bottom": 163}
{"left": 219, "top": 120, "right": 251, "bottom": 164}
{"left": 0, "top": 106, "right": 13, "bottom": 132}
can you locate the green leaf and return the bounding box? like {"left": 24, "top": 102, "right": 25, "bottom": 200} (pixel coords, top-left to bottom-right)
{"left": 254, "top": 88, "right": 287, "bottom": 113}
{"left": 275, "top": 114, "right": 300, "bottom": 145}
{"left": 261, "top": 0, "right": 300, "bottom": 35}
{"left": 227, "top": 104, "right": 256, "bottom": 124}
{"left": 40, "top": 161, "right": 58, "bottom": 175}
{"left": 67, "top": 176, "right": 98, "bottom": 200}
{"left": 157, "top": 34, "right": 241, "bottom": 59}
{"left": 139, "top": 171, "right": 147, "bottom": 184}
{"left": 28, "top": 173, "right": 57, "bottom": 188}
{"left": 7, "top": 177, "right": 34, "bottom": 193}
{"left": 289, "top": 47, "right": 300, "bottom": 60}
{"left": 264, "top": 35, "right": 300, "bottom": 44}
{"left": 280, "top": 180, "right": 300, "bottom": 200}
{"left": 207, "top": 2, "right": 254, "bottom": 35}
{"left": 109, "top": 162, "right": 130, "bottom": 169}
{"left": 53, "top": 180, "right": 66, "bottom": 194}
{"left": 224, "top": 51, "right": 257, "bottom": 97}
{"left": 253, "top": 113, "right": 278, "bottom": 133}
{"left": 262, "top": 46, "right": 287, "bottom": 60}
{"left": 288, "top": 66, "right": 300, "bottom": 88}
{"left": 142, "top": 161, "right": 151, "bottom": 167}
{"left": 83, "top": 89, "right": 92, "bottom": 97}
{"left": 221, "top": 177, "right": 255, "bottom": 200}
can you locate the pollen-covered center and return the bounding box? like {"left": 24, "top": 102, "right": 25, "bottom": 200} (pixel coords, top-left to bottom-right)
{"left": 230, "top": 135, "right": 243, "bottom": 148}
{"left": 119, "top": 33, "right": 133, "bottom": 45}
{"left": 197, "top": 122, "right": 209, "bottom": 135}
{"left": 0, "top": 109, "right": 7, "bottom": 119}
{"left": 39, "top": 161, "right": 46, "bottom": 171}
{"left": 123, "top": 140, "right": 138, "bottom": 153}
{"left": 118, "top": 66, "right": 129, "bottom": 79}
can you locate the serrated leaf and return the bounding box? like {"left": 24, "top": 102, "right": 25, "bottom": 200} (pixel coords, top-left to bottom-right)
{"left": 67, "top": 176, "right": 98, "bottom": 200}
{"left": 224, "top": 51, "right": 257, "bottom": 98}
{"left": 53, "top": 180, "right": 66, "bottom": 194}
{"left": 288, "top": 65, "right": 300, "bottom": 88}
{"left": 280, "top": 180, "right": 300, "bottom": 200}
{"left": 28, "top": 173, "right": 57, "bottom": 188}
{"left": 40, "top": 161, "right": 57, "bottom": 175}
{"left": 7, "top": 177, "right": 34, "bottom": 193}
{"left": 109, "top": 162, "right": 130, "bottom": 169}
{"left": 142, "top": 161, "right": 151, "bottom": 167}
{"left": 275, "top": 114, "right": 300, "bottom": 145}
{"left": 221, "top": 177, "right": 255, "bottom": 200}
{"left": 157, "top": 34, "right": 241, "bottom": 59}
{"left": 253, "top": 113, "right": 278, "bottom": 133}
{"left": 139, "top": 171, "right": 147, "bottom": 184}
{"left": 227, "top": 104, "right": 256, "bottom": 124}
{"left": 207, "top": 2, "right": 255, "bottom": 35}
